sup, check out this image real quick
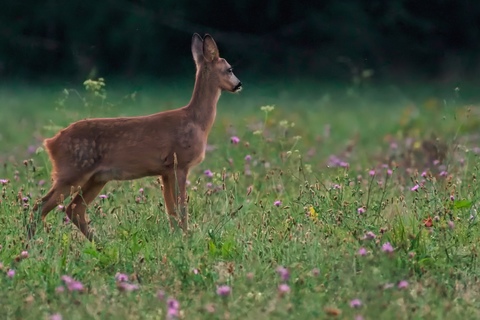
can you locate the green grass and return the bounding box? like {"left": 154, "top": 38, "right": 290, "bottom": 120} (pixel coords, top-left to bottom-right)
{"left": 1, "top": 78, "right": 480, "bottom": 319}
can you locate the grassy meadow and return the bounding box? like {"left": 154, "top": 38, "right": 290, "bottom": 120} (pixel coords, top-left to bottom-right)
{"left": 1, "top": 77, "right": 480, "bottom": 319}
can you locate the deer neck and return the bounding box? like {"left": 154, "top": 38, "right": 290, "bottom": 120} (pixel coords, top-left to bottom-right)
{"left": 187, "top": 68, "right": 221, "bottom": 132}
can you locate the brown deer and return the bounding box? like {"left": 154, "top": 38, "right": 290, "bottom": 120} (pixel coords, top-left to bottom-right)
{"left": 29, "top": 33, "right": 242, "bottom": 242}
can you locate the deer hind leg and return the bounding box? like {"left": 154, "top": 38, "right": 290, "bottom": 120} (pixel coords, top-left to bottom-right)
{"left": 65, "top": 176, "right": 106, "bottom": 242}
{"left": 28, "top": 181, "right": 75, "bottom": 240}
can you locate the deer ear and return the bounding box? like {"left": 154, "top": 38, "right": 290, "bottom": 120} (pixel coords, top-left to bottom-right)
{"left": 191, "top": 33, "right": 204, "bottom": 65}
{"left": 203, "top": 34, "right": 219, "bottom": 62}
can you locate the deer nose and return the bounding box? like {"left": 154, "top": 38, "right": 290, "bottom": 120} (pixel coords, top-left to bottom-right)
{"left": 234, "top": 82, "right": 242, "bottom": 92}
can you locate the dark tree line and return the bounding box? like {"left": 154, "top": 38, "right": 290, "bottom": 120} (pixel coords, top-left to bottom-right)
{"left": 1, "top": 0, "right": 480, "bottom": 82}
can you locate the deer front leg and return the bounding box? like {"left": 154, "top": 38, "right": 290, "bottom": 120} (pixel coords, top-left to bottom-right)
{"left": 173, "top": 169, "right": 189, "bottom": 232}
{"left": 161, "top": 174, "right": 181, "bottom": 230}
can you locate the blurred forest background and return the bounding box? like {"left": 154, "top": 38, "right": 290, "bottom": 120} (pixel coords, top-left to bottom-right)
{"left": 1, "top": 0, "right": 480, "bottom": 84}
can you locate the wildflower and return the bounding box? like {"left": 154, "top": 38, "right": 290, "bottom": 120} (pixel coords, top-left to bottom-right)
{"left": 0, "top": 179, "right": 9, "bottom": 185}
{"left": 216, "top": 285, "right": 231, "bottom": 297}
{"left": 387, "top": 169, "right": 393, "bottom": 175}
{"left": 349, "top": 299, "right": 362, "bottom": 308}
{"left": 411, "top": 184, "right": 419, "bottom": 192}
{"left": 7, "top": 269, "right": 15, "bottom": 278}
{"left": 167, "top": 297, "right": 180, "bottom": 319}
{"left": 274, "top": 200, "right": 282, "bottom": 207}
{"left": 421, "top": 171, "right": 427, "bottom": 177}
{"left": 22, "top": 197, "right": 29, "bottom": 203}
{"left": 439, "top": 171, "right": 448, "bottom": 177}
{"left": 398, "top": 280, "right": 409, "bottom": 289}
{"left": 157, "top": 290, "right": 165, "bottom": 300}
{"left": 61, "top": 275, "right": 84, "bottom": 292}
{"left": 276, "top": 266, "right": 290, "bottom": 282}
{"left": 139, "top": 188, "right": 144, "bottom": 194}
{"left": 423, "top": 217, "right": 433, "bottom": 228}
{"left": 117, "top": 282, "right": 139, "bottom": 292}
{"left": 245, "top": 154, "right": 252, "bottom": 162}
{"left": 382, "top": 242, "right": 394, "bottom": 253}
{"left": 50, "top": 314, "right": 62, "bottom": 320}
{"left": 230, "top": 136, "right": 240, "bottom": 144}
{"left": 311, "top": 268, "right": 320, "bottom": 277}
{"left": 308, "top": 206, "right": 318, "bottom": 220}
{"left": 357, "top": 248, "right": 367, "bottom": 256}
{"left": 20, "top": 251, "right": 29, "bottom": 259}
{"left": 448, "top": 220, "right": 455, "bottom": 229}
{"left": 115, "top": 272, "right": 129, "bottom": 282}
{"left": 204, "top": 169, "right": 214, "bottom": 178}
{"left": 369, "top": 170, "right": 375, "bottom": 176}
{"left": 357, "top": 207, "right": 366, "bottom": 214}
{"left": 450, "top": 195, "right": 455, "bottom": 201}
{"left": 408, "top": 252, "right": 416, "bottom": 259}
{"left": 206, "top": 182, "right": 213, "bottom": 189}
{"left": 98, "top": 194, "right": 108, "bottom": 199}
{"left": 38, "top": 179, "right": 45, "bottom": 186}
{"left": 55, "top": 286, "right": 65, "bottom": 293}
{"left": 278, "top": 283, "right": 290, "bottom": 296}
{"left": 363, "top": 231, "right": 376, "bottom": 240}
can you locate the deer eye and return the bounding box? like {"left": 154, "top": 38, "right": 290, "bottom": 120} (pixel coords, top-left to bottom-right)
{"left": 227, "top": 68, "right": 233, "bottom": 73}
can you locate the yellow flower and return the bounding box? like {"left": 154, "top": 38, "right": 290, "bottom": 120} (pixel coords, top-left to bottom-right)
{"left": 308, "top": 206, "right": 318, "bottom": 221}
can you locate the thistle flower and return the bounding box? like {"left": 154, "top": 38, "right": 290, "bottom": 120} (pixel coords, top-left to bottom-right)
{"left": 274, "top": 200, "right": 282, "bottom": 207}
{"left": 204, "top": 170, "right": 214, "bottom": 178}
{"left": 357, "top": 247, "right": 367, "bottom": 256}
{"left": 357, "top": 207, "right": 366, "bottom": 214}
{"left": 7, "top": 269, "right": 15, "bottom": 278}
{"left": 398, "top": 280, "right": 409, "bottom": 289}
{"left": 278, "top": 283, "right": 290, "bottom": 296}
{"left": 349, "top": 299, "right": 362, "bottom": 308}
{"left": 230, "top": 136, "right": 240, "bottom": 144}
{"left": 276, "top": 266, "right": 289, "bottom": 282}
{"left": 382, "top": 242, "right": 394, "bottom": 253}
{"left": 216, "top": 285, "right": 231, "bottom": 297}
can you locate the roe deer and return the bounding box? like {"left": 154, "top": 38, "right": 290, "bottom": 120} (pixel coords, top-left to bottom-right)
{"left": 29, "top": 33, "right": 242, "bottom": 242}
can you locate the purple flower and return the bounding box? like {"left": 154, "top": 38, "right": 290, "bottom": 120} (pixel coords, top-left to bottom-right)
{"left": 20, "top": 251, "right": 29, "bottom": 259}
{"left": 7, "top": 269, "right": 15, "bottom": 278}
{"left": 278, "top": 283, "right": 290, "bottom": 295}
{"left": 448, "top": 220, "right": 455, "bottom": 229}
{"left": 421, "top": 171, "right": 427, "bottom": 177}
{"left": 369, "top": 170, "right": 375, "bottom": 176}
{"left": 450, "top": 195, "right": 455, "bottom": 201}
{"left": 230, "top": 136, "right": 240, "bottom": 144}
{"left": 216, "top": 285, "right": 231, "bottom": 297}
{"left": 139, "top": 188, "right": 144, "bottom": 194}
{"left": 382, "top": 242, "right": 394, "bottom": 253}
{"left": 168, "top": 297, "right": 180, "bottom": 310}
{"left": 387, "top": 169, "right": 393, "bottom": 175}
{"left": 50, "top": 314, "right": 62, "bottom": 320}
{"left": 363, "top": 231, "right": 376, "bottom": 240}
{"left": 411, "top": 184, "right": 419, "bottom": 192}
{"left": 398, "top": 280, "right": 409, "bottom": 289}
{"left": 204, "top": 169, "right": 214, "bottom": 178}
{"left": 350, "top": 299, "right": 362, "bottom": 308}
{"left": 357, "top": 207, "right": 366, "bottom": 214}
{"left": 99, "top": 194, "right": 108, "bottom": 199}
{"left": 439, "top": 171, "right": 448, "bottom": 177}
{"left": 115, "top": 272, "right": 129, "bottom": 282}
{"left": 245, "top": 154, "right": 252, "bottom": 162}
{"left": 274, "top": 200, "right": 282, "bottom": 207}
{"left": 157, "top": 290, "right": 165, "bottom": 300}
{"left": 61, "top": 275, "right": 84, "bottom": 292}
{"left": 117, "top": 282, "right": 139, "bottom": 292}
{"left": 276, "top": 266, "right": 290, "bottom": 282}
{"left": 0, "top": 179, "right": 9, "bottom": 185}
{"left": 357, "top": 247, "right": 367, "bottom": 256}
